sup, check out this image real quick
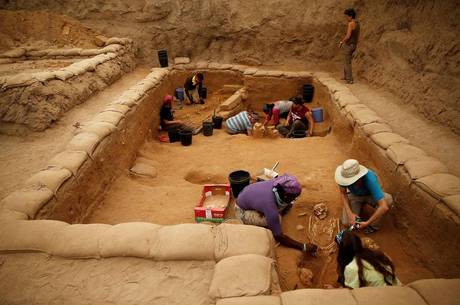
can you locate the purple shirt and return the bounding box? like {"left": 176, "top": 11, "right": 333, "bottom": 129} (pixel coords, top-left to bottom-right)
{"left": 236, "top": 180, "right": 282, "bottom": 236}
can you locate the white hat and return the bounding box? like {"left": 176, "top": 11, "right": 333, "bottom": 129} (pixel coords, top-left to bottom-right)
{"left": 335, "top": 159, "right": 368, "bottom": 186}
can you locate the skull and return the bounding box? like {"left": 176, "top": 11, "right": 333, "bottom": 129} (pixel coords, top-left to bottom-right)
{"left": 313, "top": 203, "right": 328, "bottom": 220}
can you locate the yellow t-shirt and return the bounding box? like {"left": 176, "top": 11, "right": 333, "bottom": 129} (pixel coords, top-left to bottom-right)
{"left": 345, "top": 257, "right": 401, "bottom": 288}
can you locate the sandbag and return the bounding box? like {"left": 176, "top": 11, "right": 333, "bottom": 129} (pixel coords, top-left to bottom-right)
{"left": 217, "top": 296, "right": 280, "bottom": 305}
{"left": 282, "top": 71, "right": 300, "bottom": 78}
{"left": 352, "top": 109, "right": 385, "bottom": 126}
{"left": 79, "top": 49, "right": 101, "bottom": 56}
{"left": 174, "top": 57, "right": 191, "bottom": 64}
{"left": 214, "top": 224, "right": 274, "bottom": 261}
{"left": 334, "top": 91, "right": 360, "bottom": 108}
{"left": 25, "top": 166, "right": 72, "bottom": 194}
{"left": 0, "top": 48, "right": 25, "bottom": 58}
{"left": 105, "top": 37, "right": 131, "bottom": 46}
{"left": 219, "top": 64, "right": 233, "bottom": 70}
{"left": 281, "top": 289, "right": 356, "bottom": 305}
{"left": 343, "top": 104, "right": 368, "bottom": 115}
{"left": 404, "top": 157, "right": 448, "bottom": 180}
{"left": 54, "top": 69, "right": 74, "bottom": 81}
{"left": 244, "top": 68, "right": 258, "bottom": 75}
{"left": 25, "top": 49, "right": 49, "bottom": 57}
{"left": 414, "top": 173, "right": 460, "bottom": 200}
{"left": 0, "top": 220, "right": 68, "bottom": 252}
{"left": 0, "top": 186, "right": 54, "bottom": 218}
{"left": 51, "top": 224, "right": 111, "bottom": 258}
{"left": 150, "top": 224, "right": 215, "bottom": 261}
{"left": 442, "top": 195, "right": 460, "bottom": 216}
{"left": 102, "top": 104, "right": 131, "bottom": 115}
{"left": 101, "top": 44, "right": 123, "bottom": 54}
{"left": 94, "top": 111, "right": 125, "bottom": 126}
{"left": 33, "top": 71, "right": 55, "bottom": 82}
{"left": 361, "top": 123, "right": 392, "bottom": 136}
{"left": 219, "top": 93, "right": 242, "bottom": 111}
{"left": 48, "top": 151, "right": 88, "bottom": 176}
{"left": 385, "top": 143, "right": 427, "bottom": 165}
{"left": 0, "top": 208, "right": 28, "bottom": 221}
{"left": 209, "top": 254, "right": 274, "bottom": 299}
{"left": 99, "top": 222, "right": 161, "bottom": 258}
{"left": 351, "top": 286, "right": 426, "bottom": 305}
{"left": 76, "top": 121, "right": 117, "bottom": 139}
{"left": 370, "top": 132, "right": 409, "bottom": 149}
{"left": 408, "top": 278, "right": 460, "bottom": 305}
{"left": 3, "top": 73, "right": 35, "bottom": 89}
{"left": 195, "top": 61, "right": 209, "bottom": 69}
{"left": 297, "top": 72, "right": 313, "bottom": 78}
{"left": 67, "top": 132, "right": 102, "bottom": 155}
{"left": 230, "top": 65, "right": 248, "bottom": 72}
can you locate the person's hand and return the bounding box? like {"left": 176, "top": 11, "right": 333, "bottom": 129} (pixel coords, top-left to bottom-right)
{"left": 357, "top": 220, "right": 369, "bottom": 229}
{"left": 339, "top": 41, "right": 344, "bottom": 48}
{"left": 303, "top": 243, "right": 318, "bottom": 256}
{"left": 308, "top": 130, "right": 313, "bottom": 136}
{"left": 348, "top": 212, "right": 359, "bottom": 226}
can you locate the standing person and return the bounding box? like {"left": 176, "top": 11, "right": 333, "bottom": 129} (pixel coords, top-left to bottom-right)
{"left": 224, "top": 111, "right": 259, "bottom": 135}
{"left": 339, "top": 8, "right": 360, "bottom": 84}
{"left": 334, "top": 230, "right": 400, "bottom": 288}
{"left": 335, "top": 159, "right": 393, "bottom": 234}
{"left": 277, "top": 97, "right": 314, "bottom": 137}
{"left": 159, "top": 95, "right": 195, "bottom": 133}
{"left": 184, "top": 72, "right": 205, "bottom": 104}
{"left": 262, "top": 99, "right": 293, "bottom": 127}
{"left": 236, "top": 174, "right": 318, "bottom": 255}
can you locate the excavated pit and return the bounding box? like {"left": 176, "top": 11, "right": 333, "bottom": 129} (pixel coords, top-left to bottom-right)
{"left": 21, "top": 68, "right": 455, "bottom": 289}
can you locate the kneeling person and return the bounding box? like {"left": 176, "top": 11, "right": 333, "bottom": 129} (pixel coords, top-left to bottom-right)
{"left": 236, "top": 174, "right": 317, "bottom": 254}
{"left": 160, "top": 95, "right": 195, "bottom": 133}
{"left": 224, "top": 111, "right": 259, "bottom": 135}
{"left": 335, "top": 159, "right": 393, "bottom": 233}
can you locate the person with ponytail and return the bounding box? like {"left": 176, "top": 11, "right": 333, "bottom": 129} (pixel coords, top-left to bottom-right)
{"left": 336, "top": 230, "right": 400, "bottom": 288}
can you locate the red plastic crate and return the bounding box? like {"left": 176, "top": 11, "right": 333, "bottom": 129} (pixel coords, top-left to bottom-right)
{"left": 194, "top": 184, "right": 231, "bottom": 223}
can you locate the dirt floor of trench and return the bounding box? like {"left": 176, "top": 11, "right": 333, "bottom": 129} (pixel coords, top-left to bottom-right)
{"left": 87, "top": 102, "right": 435, "bottom": 289}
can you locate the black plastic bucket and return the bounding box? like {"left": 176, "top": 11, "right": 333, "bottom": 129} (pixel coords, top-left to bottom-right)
{"left": 179, "top": 130, "right": 193, "bottom": 146}
{"left": 292, "top": 130, "right": 307, "bottom": 138}
{"left": 203, "top": 122, "right": 213, "bottom": 136}
{"left": 168, "top": 127, "right": 181, "bottom": 143}
{"left": 200, "top": 87, "right": 208, "bottom": 99}
{"left": 302, "top": 84, "right": 314, "bottom": 103}
{"left": 228, "top": 170, "right": 250, "bottom": 198}
{"left": 158, "top": 50, "right": 168, "bottom": 67}
{"left": 212, "top": 116, "right": 223, "bottom": 129}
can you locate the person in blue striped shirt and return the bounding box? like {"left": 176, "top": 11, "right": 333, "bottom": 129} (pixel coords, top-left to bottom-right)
{"left": 224, "top": 111, "right": 259, "bottom": 135}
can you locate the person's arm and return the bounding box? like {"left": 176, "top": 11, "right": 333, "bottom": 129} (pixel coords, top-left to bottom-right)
{"left": 198, "top": 81, "right": 204, "bottom": 101}
{"left": 340, "top": 21, "right": 355, "bottom": 46}
{"left": 185, "top": 89, "right": 194, "bottom": 103}
{"left": 263, "top": 113, "right": 272, "bottom": 126}
{"left": 339, "top": 186, "right": 358, "bottom": 226}
{"left": 285, "top": 110, "right": 292, "bottom": 126}
{"left": 274, "top": 234, "right": 317, "bottom": 255}
{"left": 306, "top": 111, "right": 314, "bottom": 136}
{"left": 359, "top": 199, "right": 389, "bottom": 229}
{"left": 162, "top": 119, "right": 183, "bottom": 126}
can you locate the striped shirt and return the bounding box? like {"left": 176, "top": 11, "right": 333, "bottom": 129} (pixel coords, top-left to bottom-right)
{"left": 226, "top": 111, "right": 252, "bottom": 133}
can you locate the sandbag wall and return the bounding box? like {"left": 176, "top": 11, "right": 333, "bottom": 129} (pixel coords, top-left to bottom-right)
{"left": 315, "top": 75, "right": 460, "bottom": 277}
{"left": 0, "top": 37, "right": 136, "bottom": 133}
{"left": 215, "top": 278, "right": 460, "bottom": 305}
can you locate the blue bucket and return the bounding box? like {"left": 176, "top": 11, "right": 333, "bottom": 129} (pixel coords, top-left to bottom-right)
{"left": 175, "top": 88, "right": 185, "bottom": 101}
{"left": 312, "top": 107, "right": 324, "bottom": 122}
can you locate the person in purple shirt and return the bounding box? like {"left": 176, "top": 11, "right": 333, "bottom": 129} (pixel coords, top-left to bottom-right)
{"left": 335, "top": 159, "right": 393, "bottom": 233}
{"left": 236, "top": 174, "right": 317, "bottom": 254}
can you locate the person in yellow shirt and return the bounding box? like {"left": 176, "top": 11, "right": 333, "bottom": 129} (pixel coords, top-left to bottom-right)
{"left": 335, "top": 230, "right": 401, "bottom": 288}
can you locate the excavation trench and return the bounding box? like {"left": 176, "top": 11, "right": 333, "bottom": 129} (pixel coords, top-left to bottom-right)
{"left": 35, "top": 69, "right": 452, "bottom": 289}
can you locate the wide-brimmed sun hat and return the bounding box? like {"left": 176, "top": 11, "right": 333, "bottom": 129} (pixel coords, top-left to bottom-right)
{"left": 335, "top": 159, "right": 368, "bottom": 186}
